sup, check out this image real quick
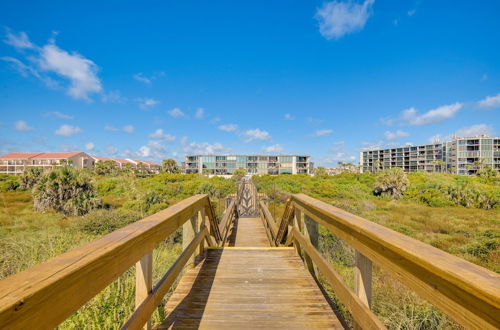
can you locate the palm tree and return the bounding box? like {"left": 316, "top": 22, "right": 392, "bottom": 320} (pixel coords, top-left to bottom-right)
{"left": 32, "top": 167, "right": 101, "bottom": 215}
{"left": 162, "top": 158, "right": 180, "bottom": 173}
{"left": 20, "top": 167, "right": 43, "bottom": 189}
{"left": 373, "top": 167, "right": 409, "bottom": 199}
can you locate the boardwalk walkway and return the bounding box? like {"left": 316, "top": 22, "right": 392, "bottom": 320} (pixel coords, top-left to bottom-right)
{"left": 159, "top": 182, "right": 342, "bottom": 329}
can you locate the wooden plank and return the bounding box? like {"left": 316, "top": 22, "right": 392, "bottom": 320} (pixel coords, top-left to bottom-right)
{"left": 259, "top": 200, "right": 278, "bottom": 240}
{"left": 303, "top": 213, "right": 318, "bottom": 277}
{"left": 158, "top": 248, "right": 343, "bottom": 329}
{"left": 0, "top": 194, "right": 210, "bottom": 330}
{"left": 292, "top": 193, "right": 500, "bottom": 329}
{"left": 229, "top": 217, "right": 271, "bottom": 247}
{"left": 135, "top": 253, "right": 153, "bottom": 330}
{"left": 122, "top": 228, "right": 208, "bottom": 330}
{"left": 355, "top": 251, "right": 372, "bottom": 308}
{"left": 183, "top": 214, "right": 198, "bottom": 268}
{"left": 292, "top": 228, "right": 386, "bottom": 330}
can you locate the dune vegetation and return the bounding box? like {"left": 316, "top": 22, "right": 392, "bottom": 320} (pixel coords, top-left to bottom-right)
{"left": 0, "top": 168, "right": 498, "bottom": 329}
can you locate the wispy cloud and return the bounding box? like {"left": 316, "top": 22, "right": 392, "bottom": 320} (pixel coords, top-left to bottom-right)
{"left": 85, "top": 142, "right": 95, "bottom": 151}
{"left": 284, "top": 113, "right": 294, "bottom": 120}
{"left": 455, "top": 124, "right": 495, "bottom": 138}
{"left": 401, "top": 103, "right": 462, "bottom": 126}
{"left": 101, "top": 90, "right": 126, "bottom": 104}
{"left": 262, "top": 144, "right": 283, "bottom": 153}
{"left": 195, "top": 107, "right": 205, "bottom": 119}
{"left": 243, "top": 128, "right": 271, "bottom": 142}
{"left": 478, "top": 93, "right": 500, "bottom": 108}
{"left": 149, "top": 129, "right": 175, "bottom": 142}
{"left": 313, "top": 129, "right": 333, "bottom": 137}
{"left": 43, "top": 111, "right": 74, "bottom": 119}
{"left": 315, "top": 0, "right": 375, "bottom": 40}
{"left": 218, "top": 124, "right": 238, "bottom": 132}
{"left": 407, "top": 9, "right": 416, "bottom": 16}
{"left": 384, "top": 129, "right": 409, "bottom": 140}
{"left": 104, "top": 125, "right": 118, "bottom": 132}
{"left": 133, "top": 71, "right": 165, "bottom": 85}
{"left": 136, "top": 97, "right": 159, "bottom": 110}
{"left": 3, "top": 29, "right": 102, "bottom": 101}
{"left": 15, "top": 120, "right": 33, "bottom": 131}
{"left": 168, "top": 108, "right": 185, "bottom": 118}
{"left": 122, "top": 125, "right": 134, "bottom": 134}
{"left": 330, "top": 141, "right": 345, "bottom": 152}
{"left": 54, "top": 124, "right": 81, "bottom": 137}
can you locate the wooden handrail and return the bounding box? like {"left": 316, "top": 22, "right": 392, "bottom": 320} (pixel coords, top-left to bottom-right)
{"left": 274, "top": 198, "right": 295, "bottom": 245}
{"left": 0, "top": 194, "right": 218, "bottom": 329}
{"left": 290, "top": 227, "right": 386, "bottom": 330}
{"left": 218, "top": 199, "right": 237, "bottom": 245}
{"left": 259, "top": 200, "right": 278, "bottom": 244}
{"left": 122, "top": 227, "right": 209, "bottom": 330}
{"left": 288, "top": 193, "right": 500, "bottom": 329}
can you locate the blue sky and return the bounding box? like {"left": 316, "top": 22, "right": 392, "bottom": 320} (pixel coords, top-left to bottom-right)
{"left": 0, "top": 0, "right": 499, "bottom": 166}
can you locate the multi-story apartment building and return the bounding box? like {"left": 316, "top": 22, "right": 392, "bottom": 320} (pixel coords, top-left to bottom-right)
{"left": 183, "top": 155, "right": 312, "bottom": 176}
{"left": 0, "top": 152, "right": 160, "bottom": 175}
{"left": 360, "top": 136, "right": 500, "bottom": 175}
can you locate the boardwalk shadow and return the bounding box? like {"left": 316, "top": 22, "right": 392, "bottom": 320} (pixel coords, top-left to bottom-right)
{"left": 158, "top": 249, "right": 223, "bottom": 329}
{"left": 227, "top": 217, "right": 239, "bottom": 247}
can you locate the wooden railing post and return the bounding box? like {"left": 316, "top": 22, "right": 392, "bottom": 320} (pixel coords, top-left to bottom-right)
{"left": 304, "top": 214, "right": 319, "bottom": 277}
{"left": 135, "top": 252, "right": 153, "bottom": 330}
{"left": 198, "top": 208, "right": 206, "bottom": 255}
{"left": 355, "top": 251, "right": 372, "bottom": 307}
{"left": 183, "top": 213, "right": 198, "bottom": 268}
{"left": 292, "top": 208, "right": 302, "bottom": 257}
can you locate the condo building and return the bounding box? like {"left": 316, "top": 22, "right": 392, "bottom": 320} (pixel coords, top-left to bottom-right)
{"left": 360, "top": 136, "right": 500, "bottom": 175}
{"left": 183, "top": 155, "right": 313, "bottom": 176}
{"left": 0, "top": 152, "right": 160, "bottom": 175}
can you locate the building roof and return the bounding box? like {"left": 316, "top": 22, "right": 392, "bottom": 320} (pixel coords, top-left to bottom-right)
{"left": 0, "top": 152, "right": 44, "bottom": 159}
{"left": 31, "top": 152, "right": 83, "bottom": 159}
{"left": 113, "top": 158, "right": 134, "bottom": 164}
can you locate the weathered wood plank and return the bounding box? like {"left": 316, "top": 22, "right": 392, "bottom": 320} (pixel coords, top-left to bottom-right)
{"left": 122, "top": 228, "right": 208, "bottom": 330}
{"left": 135, "top": 253, "right": 153, "bottom": 330}
{"left": 0, "top": 194, "right": 210, "bottom": 330}
{"left": 159, "top": 248, "right": 343, "bottom": 329}
{"left": 292, "top": 193, "right": 500, "bottom": 329}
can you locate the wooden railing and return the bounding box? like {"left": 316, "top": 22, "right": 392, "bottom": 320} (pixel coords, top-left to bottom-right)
{"left": 258, "top": 193, "right": 500, "bottom": 330}
{"left": 0, "top": 194, "right": 230, "bottom": 330}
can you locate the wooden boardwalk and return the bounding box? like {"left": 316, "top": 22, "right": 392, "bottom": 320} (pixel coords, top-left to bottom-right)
{"left": 159, "top": 248, "right": 342, "bottom": 329}
{"left": 227, "top": 217, "right": 270, "bottom": 247}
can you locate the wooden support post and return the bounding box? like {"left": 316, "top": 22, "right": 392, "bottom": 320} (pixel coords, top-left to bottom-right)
{"left": 183, "top": 213, "right": 198, "bottom": 268}
{"left": 135, "top": 252, "right": 153, "bottom": 330}
{"left": 292, "top": 209, "right": 302, "bottom": 257}
{"left": 304, "top": 214, "right": 319, "bottom": 277}
{"left": 355, "top": 251, "right": 372, "bottom": 307}
{"left": 198, "top": 208, "right": 206, "bottom": 254}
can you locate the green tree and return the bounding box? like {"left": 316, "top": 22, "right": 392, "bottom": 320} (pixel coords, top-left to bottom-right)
{"left": 477, "top": 166, "right": 498, "bottom": 179}
{"left": 232, "top": 168, "right": 247, "bottom": 180}
{"left": 20, "top": 167, "right": 43, "bottom": 189}
{"left": 314, "top": 167, "right": 328, "bottom": 178}
{"left": 32, "top": 167, "right": 101, "bottom": 216}
{"left": 373, "top": 167, "right": 409, "bottom": 199}
{"left": 95, "top": 160, "right": 116, "bottom": 175}
{"left": 162, "top": 158, "right": 180, "bottom": 173}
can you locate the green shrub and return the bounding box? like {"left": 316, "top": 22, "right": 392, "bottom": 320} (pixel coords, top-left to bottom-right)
{"left": 373, "top": 168, "right": 409, "bottom": 199}
{"left": 0, "top": 174, "right": 20, "bottom": 192}
{"left": 78, "top": 209, "right": 142, "bottom": 235}
{"left": 20, "top": 167, "right": 43, "bottom": 189}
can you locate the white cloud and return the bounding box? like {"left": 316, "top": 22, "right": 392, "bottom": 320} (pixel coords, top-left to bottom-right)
{"left": 137, "top": 140, "right": 168, "bottom": 159}
{"left": 54, "top": 124, "right": 81, "bottom": 137}
{"left": 106, "top": 145, "right": 118, "bottom": 156}
{"left": 455, "top": 124, "right": 495, "bottom": 138}
{"left": 104, "top": 125, "right": 118, "bottom": 132}
{"left": 478, "top": 93, "right": 500, "bottom": 108}
{"left": 123, "top": 125, "right": 134, "bottom": 134}
{"left": 184, "top": 141, "right": 226, "bottom": 154}
{"left": 243, "top": 128, "right": 271, "bottom": 142}
{"left": 168, "top": 108, "right": 185, "bottom": 118}
{"left": 3, "top": 30, "right": 102, "bottom": 101}
{"left": 211, "top": 117, "right": 221, "bottom": 123}
{"left": 315, "top": 0, "right": 375, "bottom": 40}
{"left": 136, "top": 98, "right": 159, "bottom": 110}
{"left": 15, "top": 120, "right": 33, "bottom": 131}
{"left": 85, "top": 142, "right": 95, "bottom": 151}
{"left": 133, "top": 71, "right": 164, "bottom": 85}
{"left": 4, "top": 30, "right": 35, "bottom": 50}
{"left": 330, "top": 141, "right": 345, "bottom": 152}
{"left": 138, "top": 146, "right": 151, "bottom": 157}
{"left": 401, "top": 103, "right": 462, "bottom": 126}
{"left": 149, "top": 129, "right": 175, "bottom": 142}
{"left": 313, "top": 129, "right": 333, "bottom": 137}
{"left": 284, "top": 113, "right": 294, "bottom": 120}
{"left": 408, "top": 9, "right": 416, "bottom": 16}
{"left": 218, "top": 124, "right": 238, "bottom": 132}
{"left": 101, "top": 90, "right": 126, "bottom": 104}
{"left": 44, "top": 111, "right": 74, "bottom": 119}
{"left": 262, "top": 144, "right": 283, "bottom": 153}
{"left": 384, "top": 129, "right": 410, "bottom": 140}
{"left": 195, "top": 108, "right": 205, "bottom": 119}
